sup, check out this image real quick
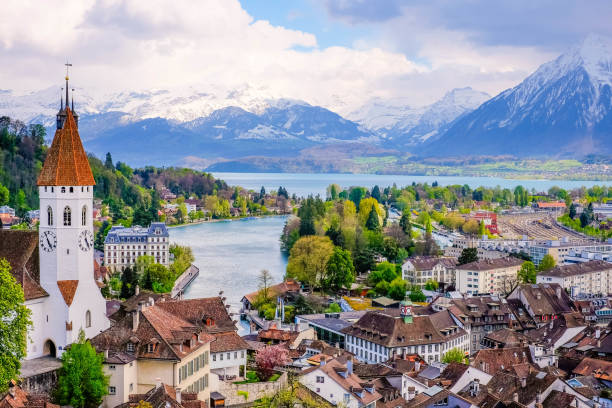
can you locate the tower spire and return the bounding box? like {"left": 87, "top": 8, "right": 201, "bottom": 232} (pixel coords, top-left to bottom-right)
{"left": 64, "top": 62, "right": 72, "bottom": 110}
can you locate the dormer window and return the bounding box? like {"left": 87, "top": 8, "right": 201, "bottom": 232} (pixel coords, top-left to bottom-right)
{"left": 205, "top": 318, "right": 215, "bottom": 326}
{"left": 127, "top": 343, "right": 135, "bottom": 353}
{"left": 147, "top": 343, "right": 155, "bottom": 353}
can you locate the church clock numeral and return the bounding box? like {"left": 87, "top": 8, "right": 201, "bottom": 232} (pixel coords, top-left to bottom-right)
{"left": 79, "top": 230, "right": 94, "bottom": 252}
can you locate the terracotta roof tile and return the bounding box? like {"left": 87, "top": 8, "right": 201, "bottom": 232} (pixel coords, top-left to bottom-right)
{"left": 210, "top": 331, "right": 249, "bottom": 353}
{"left": 37, "top": 107, "right": 95, "bottom": 186}
{"left": 0, "top": 230, "right": 48, "bottom": 300}
{"left": 57, "top": 280, "right": 79, "bottom": 306}
{"left": 573, "top": 357, "right": 612, "bottom": 381}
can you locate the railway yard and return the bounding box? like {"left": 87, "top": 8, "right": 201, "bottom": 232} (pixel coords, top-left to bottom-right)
{"left": 497, "top": 212, "right": 586, "bottom": 240}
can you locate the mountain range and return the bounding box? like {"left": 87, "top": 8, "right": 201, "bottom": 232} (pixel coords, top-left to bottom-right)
{"left": 1, "top": 34, "right": 612, "bottom": 169}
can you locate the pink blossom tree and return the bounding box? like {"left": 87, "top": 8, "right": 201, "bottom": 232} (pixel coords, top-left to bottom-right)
{"left": 255, "top": 345, "right": 289, "bottom": 380}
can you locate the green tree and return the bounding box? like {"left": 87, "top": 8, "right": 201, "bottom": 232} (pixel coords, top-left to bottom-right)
{"left": 399, "top": 210, "right": 412, "bottom": 235}
{"left": 146, "top": 264, "right": 174, "bottom": 292}
{"left": 349, "top": 187, "right": 366, "bottom": 208}
{"left": 104, "top": 152, "right": 114, "bottom": 170}
{"left": 371, "top": 185, "right": 381, "bottom": 202}
{"left": 388, "top": 277, "right": 408, "bottom": 300}
{"left": 538, "top": 254, "right": 556, "bottom": 272}
{"left": 324, "top": 303, "right": 342, "bottom": 313}
{"left": 409, "top": 287, "right": 426, "bottom": 302}
{"left": 0, "top": 259, "right": 32, "bottom": 392}
{"left": 326, "top": 184, "right": 340, "bottom": 201}
{"left": 442, "top": 347, "right": 467, "bottom": 364}
{"left": 324, "top": 247, "right": 355, "bottom": 291}
{"left": 365, "top": 208, "right": 381, "bottom": 231}
{"left": 458, "top": 248, "right": 478, "bottom": 265}
{"left": 375, "top": 280, "right": 390, "bottom": 296}
{"left": 478, "top": 220, "right": 486, "bottom": 236}
{"left": 0, "top": 183, "right": 9, "bottom": 206}
{"left": 518, "top": 261, "right": 537, "bottom": 284}
{"left": 54, "top": 330, "right": 109, "bottom": 408}
{"left": 568, "top": 203, "right": 577, "bottom": 219}
{"left": 424, "top": 279, "right": 439, "bottom": 291}
{"left": 286, "top": 236, "right": 334, "bottom": 290}
{"left": 120, "top": 267, "right": 138, "bottom": 299}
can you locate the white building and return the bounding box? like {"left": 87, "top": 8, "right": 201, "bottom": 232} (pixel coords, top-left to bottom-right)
{"left": 26, "top": 81, "right": 109, "bottom": 358}
{"left": 401, "top": 256, "right": 457, "bottom": 288}
{"left": 529, "top": 240, "right": 612, "bottom": 266}
{"left": 300, "top": 356, "right": 381, "bottom": 408}
{"left": 455, "top": 257, "right": 524, "bottom": 295}
{"left": 537, "top": 260, "right": 612, "bottom": 296}
{"left": 341, "top": 302, "right": 469, "bottom": 364}
{"left": 103, "top": 223, "right": 170, "bottom": 271}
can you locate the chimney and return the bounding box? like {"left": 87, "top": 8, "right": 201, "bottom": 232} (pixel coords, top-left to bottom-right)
{"left": 473, "top": 378, "right": 480, "bottom": 395}
{"left": 347, "top": 356, "right": 353, "bottom": 375}
{"left": 597, "top": 339, "right": 602, "bottom": 348}
{"left": 556, "top": 286, "right": 561, "bottom": 299}
{"left": 320, "top": 355, "right": 326, "bottom": 366}
{"left": 155, "top": 378, "right": 162, "bottom": 389}
{"left": 175, "top": 387, "right": 182, "bottom": 404}
{"left": 513, "top": 392, "right": 519, "bottom": 402}
{"left": 596, "top": 328, "right": 601, "bottom": 339}
{"left": 521, "top": 377, "right": 526, "bottom": 388}
{"left": 414, "top": 360, "right": 421, "bottom": 372}
{"left": 536, "top": 292, "right": 541, "bottom": 300}
{"left": 132, "top": 311, "right": 139, "bottom": 331}
{"left": 104, "top": 349, "right": 109, "bottom": 359}
{"left": 407, "top": 386, "right": 416, "bottom": 401}
{"left": 135, "top": 285, "right": 140, "bottom": 296}
{"left": 8, "top": 382, "right": 15, "bottom": 398}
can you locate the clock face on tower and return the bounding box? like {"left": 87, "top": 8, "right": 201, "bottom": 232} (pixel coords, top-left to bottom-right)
{"left": 78, "top": 230, "right": 94, "bottom": 252}
{"left": 41, "top": 231, "right": 57, "bottom": 252}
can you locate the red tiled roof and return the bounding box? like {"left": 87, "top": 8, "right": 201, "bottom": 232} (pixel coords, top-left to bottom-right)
{"left": 243, "top": 279, "right": 300, "bottom": 304}
{"left": 537, "top": 202, "right": 566, "bottom": 208}
{"left": 573, "top": 357, "right": 612, "bottom": 381}
{"left": 57, "top": 280, "right": 79, "bottom": 306}
{"left": 37, "top": 107, "right": 95, "bottom": 186}
{"left": 210, "top": 331, "right": 249, "bottom": 353}
{"left": 0, "top": 381, "right": 59, "bottom": 408}
{"left": 0, "top": 230, "right": 48, "bottom": 301}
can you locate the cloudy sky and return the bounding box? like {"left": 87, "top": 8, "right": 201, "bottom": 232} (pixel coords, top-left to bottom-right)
{"left": 2, "top": 0, "right": 611, "bottom": 114}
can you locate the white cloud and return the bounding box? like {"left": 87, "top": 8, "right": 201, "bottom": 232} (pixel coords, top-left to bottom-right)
{"left": 0, "top": 0, "right": 570, "bottom": 117}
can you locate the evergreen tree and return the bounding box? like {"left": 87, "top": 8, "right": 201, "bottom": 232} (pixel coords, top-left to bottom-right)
{"left": 260, "top": 186, "right": 266, "bottom": 198}
{"left": 54, "top": 330, "right": 109, "bottom": 408}
{"left": 365, "top": 208, "right": 380, "bottom": 231}
{"left": 569, "top": 203, "right": 577, "bottom": 219}
{"left": 479, "top": 220, "right": 486, "bottom": 237}
{"left": 120, "top": 267, "right": 138, "bottom": 299}
{"left": 104, "top": 152, "right": 114, "bottom": 170}
{"left": 399, "top": 210, "right": 412, "bottom": 235}
{"left": 324, "top": 247, "right": 355, "bottom": 291}
{"left": 458, "top": 248, "right": 478, "bottom": 265}
{"left": 371, "top": 185, "right": 381, "bottom": 202}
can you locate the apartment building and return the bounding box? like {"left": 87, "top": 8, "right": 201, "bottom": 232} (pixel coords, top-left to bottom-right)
{"left": 537, "top": 260, "right": 612, "bottom": 296}
{"left": 455, "top": 257, "right": 524, "bottom": 295}
{"left": 401, "top": 256, "right": 457, "bottom": 288}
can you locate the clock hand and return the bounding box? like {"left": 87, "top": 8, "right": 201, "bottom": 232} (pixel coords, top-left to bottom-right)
{"left": 46, "top": 235, "right": 51, "bottom": 248}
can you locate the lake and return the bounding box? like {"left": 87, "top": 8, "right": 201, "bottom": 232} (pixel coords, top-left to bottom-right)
{"left": 212, "top": 172, "right": 610, "bottom": 198}
{"left": 170, "top": 216, "right": 288, "bottom": 311}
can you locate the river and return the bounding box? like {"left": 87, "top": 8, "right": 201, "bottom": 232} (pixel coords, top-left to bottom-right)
{"left": 212, "top": 172, "right": 610, "bottom": 198}
{"left": 170, "top": 216, "right": 288, "bottom": 311}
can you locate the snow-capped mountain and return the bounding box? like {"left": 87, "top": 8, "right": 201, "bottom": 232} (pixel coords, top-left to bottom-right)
{"left": 349, "top": 87, "right": 490, "bottom": 148}
{"left": 423, "top": 34, "right": 612, "bottom": 157}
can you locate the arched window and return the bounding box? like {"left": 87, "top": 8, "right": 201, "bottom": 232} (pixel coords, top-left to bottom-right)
{"left": 85, "top": 310, "right": 91, "bottom": 328}
{"left": 69, "top": 187, "right": 74, "bottom": 193}
{"left": 47, "top": 206, "right": 53, "bottom": 226}
{"left": 82, "top": 206, "right": 87, "bottom": 226}
{"left": 63, "top": 206, "right": 71, "bottom": 226}
{"left": 61, "top": 187, "right": 66, "bottom": 193}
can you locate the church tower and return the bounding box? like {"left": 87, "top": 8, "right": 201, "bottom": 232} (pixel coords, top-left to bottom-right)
{"left": 31, "top": 69, "right": 109, "bottom": 358}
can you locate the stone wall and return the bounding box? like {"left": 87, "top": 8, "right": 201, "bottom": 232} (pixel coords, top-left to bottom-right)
{"left": 217, "top": 371, "right": 288, "bottom": 406}
{"left": 21, "top": 368, "right": 58, "bottom": 395}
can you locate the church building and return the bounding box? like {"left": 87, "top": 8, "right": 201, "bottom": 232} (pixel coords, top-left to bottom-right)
{"left": 0, "top": 73, "right": 109, "bottom": 359}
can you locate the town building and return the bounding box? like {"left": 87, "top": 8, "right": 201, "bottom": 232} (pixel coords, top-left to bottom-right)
{"left": 455, "top": 257, "right": 524, "bottom": 295}
{"left": 442, "top": 296, "right": 514, "bottom": 353}
{"left": 472, "top": 210, "right": 498, "bottom": 234}
{"left": 119, "top": 381, "right": 207, "bottom": 408}
{"left": 103, "top": 222, "right": 170, "bottom": 271}
{"left": 296, "top": 311, "right": 367, "bottom": 350}
{"left": 528, "top": 240, "right": 612, "bottom": 266}
{"left": 506, "top": 283, "right": 576, "bottom": 327}
{"left": 300, "top": 356, "right": 382, "bottom": 408}
{"left": 341, "top": 301, "right": 469, "bottom": 364}
{"left": 537, "top": 260, "right": 612, "bottom": 296}
{"left": 92, "top": 296, "right": 247, "bottom": 408}
{"left": 401, "top": 256, "right": 457, "bottom": 289}
{"left": 0, "top": 78, "right": 110, "bottom": 360}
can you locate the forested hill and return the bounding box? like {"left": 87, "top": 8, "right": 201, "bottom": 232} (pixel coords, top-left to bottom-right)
{"left": 0, "top": 116, "right": 227, "bottom": 219}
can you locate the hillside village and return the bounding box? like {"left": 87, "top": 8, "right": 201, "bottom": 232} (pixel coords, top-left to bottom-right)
{"left": 5, "top": 78, "right": 612, "bottom": 408}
